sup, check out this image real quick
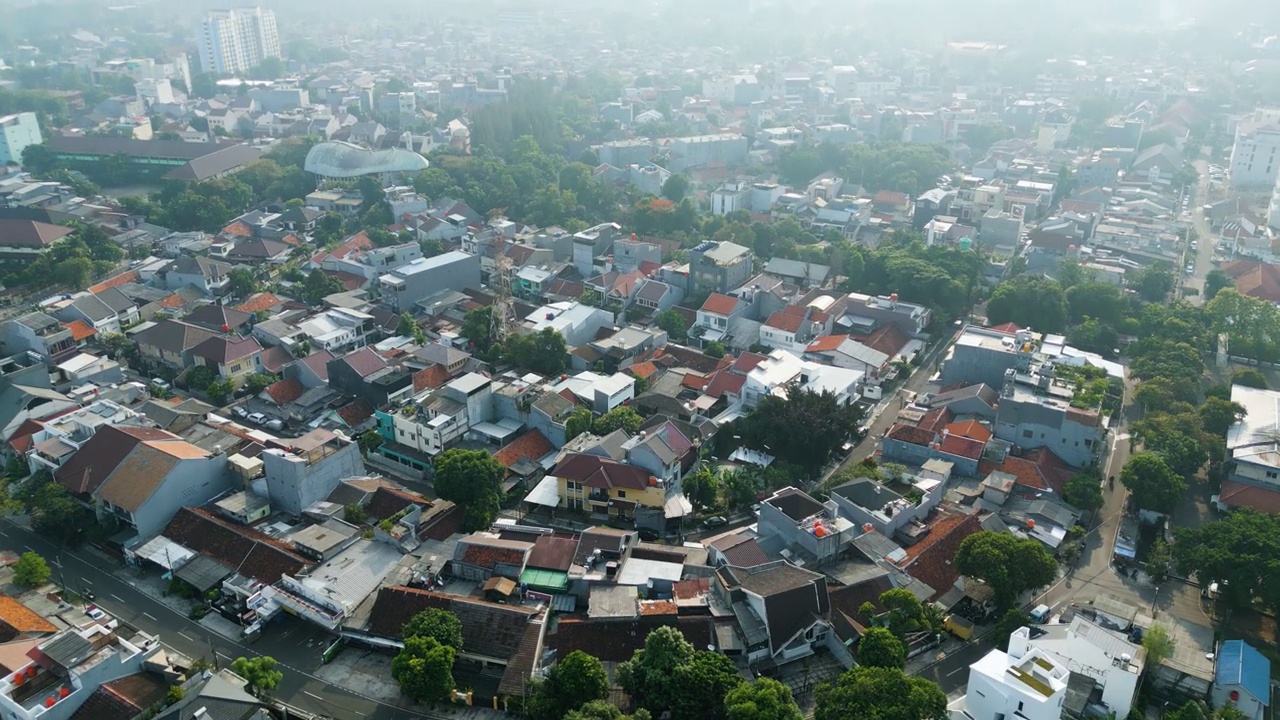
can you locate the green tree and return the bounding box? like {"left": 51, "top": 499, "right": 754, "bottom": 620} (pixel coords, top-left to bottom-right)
{"left": 206, "top": 378, "right": 235, "bottom": 406}
{"left": 12, "top": 551, "right": 50, "bottom": 587}
{"left": 1130, "top": 265, "right": 1175, "bottom": 302}
{"left": 655, "top": 309, "right": 688, "bottom": 342}
{"left": 986, "top": 276, "right": 1068, "bottom": 333}
{"left": 1173, "top": 509, "right": 1280, "bottom": 612}
{"left": 1063, "top": 473, "right": 1104, "bottom": 512}
{"left": 54, "top": 257, "right": 93, "bottom": 288}
{"left": 682, "top": 468, "right": 721, "bottom": 511}
{"left": 704, "top": 341, "right": 727, "bottom": 358}
{"left": 593, "top": 406, "right": 643, "bottom": 435}
{"left": 671, "top": 650, "right": 743, "bottom": 720}
{"left": 505, "top": 328, "right": 568, "bottom": 375}
{"left": 461, "top": 306, "right": 497, "bottom": 356}
{"left": 228, "top": 268, "right": 258, "bottom": 298}
{"left": 954, "top": 531, "right": 1058, "bottom": 609}
{"left": 858, "top": 627, "right": 906, "bottom": 669}
{"left": 721, "top": 388, "right": 864, "bottom": 479}
{"left": 991, "top": 609, "right": 1031, "bottom": 651}
{"left": 1232, "top": 369, "right": 1268, "bottom": 389}
{"left": 529, "top": 650, "right": 610, "bottom": 720}
{"left": 879, "top": 587, "right": 930, "bottom": 637}
{"left": 1199, "top": 397, "right": 1246, "bottom": 437}
{"left": 402, "top": 608, "right": 464, "bottom": 650}
{"left": 343, "top": 503, "right": 368, "bottom": 525}
{"left": 243, "top": 373, "right": 277, "bottom": 396}
{"left": 391, "top": 635, "right": 455, "bottom": 703}
{"left": 617, "top": 626, "right": 742, "bottom": 720}
{"left": 1204, "top": 268, "right": 1233, "bottom": 301}
{"left": 28, "top": 479, "right": 92, "bottom": 545}
{"left": 1142, "top": 623, "right": 1175, "bottom": 666}
{"left": 398, "top": 312, "right": 427, "bottom": 343}
{"left": 433, "top": 448, "right": 504, "bottom": 531}
{"left": 662, "top": 174, "right": 690, "bottom": 202}
{"left": 813, "top": 666, "right": 947, "bottom": 720}
{"left": 724, "top": 678, "right": 804, "bottom": 720}
{"left": 230, "top": 656, "right": 283, "bottom": 696}
{"left": 1066, "top": 282, "right": 1127, "bottom": 326}
{"left": 300, "top": 269, "right": 345, "bottom": 305}
{"left": 1119, "top": 453, "right": 1185, "bottom": 515}
{"left": 1146, "top": 537, "right": 1172, "bottom": 582}
{"left": 566, "top": 407, "right": 595, "bottom": 442}
{"left": 565, "top": 702, "right": 653, "bottom": 720}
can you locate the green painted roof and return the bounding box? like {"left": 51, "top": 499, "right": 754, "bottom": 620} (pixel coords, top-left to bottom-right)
{"left": 520, "top": 567, "right": 569, "bottom": 592}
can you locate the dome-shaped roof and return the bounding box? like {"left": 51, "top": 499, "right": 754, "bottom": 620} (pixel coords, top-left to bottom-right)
{"left": 304, "top": 140, "right": 429, "bottom": 178}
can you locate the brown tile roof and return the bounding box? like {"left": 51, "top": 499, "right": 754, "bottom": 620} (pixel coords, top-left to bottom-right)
{"left": 190, "top": 335, "right": 262, "bottom": 365}
{"left": 221, "top": 220, "right": 255, "bottom": 237}
{"left": 62, "top": 320, "right": 95, "bottom": 341}
{"left": 336, "top": 400, "right": 374, "bottom": 427}
{"left": 264, "top": 378, "right": 304, "bottom": 405}
{"left": 548, "top": 616, "right": 714, "bottom": 662}
{"left": 853, "top": 323, "right": 911, "bottom": 358}
{"left": 183, "top": 304, "right": 252, "bottom": 333}
{"left": 340, "top": 347, "right": 387, "bottom": 377}
{"left": 0, "top": 596, "right": 56, "bottom": 636}
{"left": 368, "top": 586, "right": 538, "bottom": 661}
{"left": 886, "top": 423, "right": 934, "bottom": 446}
{"left": 978, "top": 456, "right": 1049, "bottom": 491}
{"left": 258, "top": 345, "right": 293, "bottom": 374}
{"left": 494, "top": 430, "right": 554, "bottom": 471}
{"left": 325, "top": 269, "right": 366, "bottom": 292}
{"left": 161, "top": 507, "right": 307, "bottom": 584}
{"left": 937, "top": 434, "right": 985, "bottom": 460}
{"left": 95, "top": 439, "right": 209, "bottom": 512}
{"left": 764, "top": 311, "right": 806, "bottom": 333}
{"left": 55, "top": 425, "right": 178, "bottom": 496}
{"left": 985, "top": 322, "right": 1021, "bottom": 335}
{"left": 235, "top": 292, "right": 282, "bottom": 314}
{"left": 720, "top": 537, "right": 770, "bottom": 567}
{"left": 897, "top": 511, "right": 983, "bottom": 599}
{"left": 68, "top": 673, "right": 169, "bottom": 720}
{"left": 806, "top": 335, "right": 846, "bottom": 353}
{"left": 627, "top": 361, "right": 659, "bottom": 380}
{"left": 527, "top": 535, "right": 578, "bottom": 572}
{"left": 299, "top": 349, "right": 334, "bottom": 381}
{"left": 0, "top": 219, "right": 73, "bottom": 248}
{"left": 946, "top": 420, "right": 992, "bottom": 442}
{"left": 1022, "top": 447, "right": 1075, "bottom": 495}
{"left": 133, "top": 320, "right": 217, "bottom": 354}
{"left": 700, "top": 293, "right": 741, "bottom": 316}
{"left": 366, "top": 486, "right": 429, "bottom": 520}
{"left": 156, "top": 293, "right": 186, "bottom": 310}
{"left": 412, "top": 365, "right": 450, "bottom": 393}
{"left": 917, "top": 407, "right": 953, "bottom": 434}
{"left": 704, "top": 370, "right": 746, "bottom": 398}
{"left": 551, "top": 454, "right": 655, "bottom": 491}
{"left": 460, "top": 540, "right": 528, "bottom": 572}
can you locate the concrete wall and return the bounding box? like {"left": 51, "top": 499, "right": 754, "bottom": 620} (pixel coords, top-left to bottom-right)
{"left": 264, "top": 439, "right": 364, "bottom": 516}
{"left": 134, "top": 456, "right": 233, "bottom": 538}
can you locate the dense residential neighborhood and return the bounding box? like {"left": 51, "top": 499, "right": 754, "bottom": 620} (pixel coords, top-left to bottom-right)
{"left": 0, "top": 1, "right": 1278, "bottom": 720}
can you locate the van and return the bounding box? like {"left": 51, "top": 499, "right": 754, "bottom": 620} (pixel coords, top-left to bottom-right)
{"left": 1029, "top": 604, "right": 1051, "bottom": 623}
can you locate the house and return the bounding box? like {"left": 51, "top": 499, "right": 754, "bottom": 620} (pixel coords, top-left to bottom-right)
{"left": 994, "top": 374, "right": 1105, "bottom": 469}
{"left": 830, "top": 473, "right": 945, "bottom": 537}
{"left": 225, "top": 237, "right": 291, "bottom": 264}
{"left": 156, "top": 507, "right": 307, "bottom": 585}
{"left": 1222, "top": 260, "right": 1280, "bottom": 305}
{"left": 2, "top": 312, "right": 75, "bottom": 360}
{"left": 451, "top": 532, "right": 534, "bottom": 581}
{"left": 326, "top": 347, "right": 411, "bottom": 408}
{"left": 0, "top": 219, "right": 73, "bottom": 260}
{"left": 46, "top": 136, "right": 263, "bottom": 181}
{"left": 713, "top": 561, "right": 832, "bottom": 668}
{"left": 841, "top": 292, "right": 931, "bottom": 337}
{"left": 762, "top": 258, "right": 830, "bottom": 288}
{"left": 689, "top": 240, "right": 753, "bottom": 295}
{"left": 1129, "top": 144, "right": 1183, "bottom": 185}
{"left": 0, "top": 351, "right": 79, "bottom": 443}
{"left": 378, "top": 251, "right": 481, "bottom": 312}
{"left": 551, "top": 372, "right": 635, "bottom": 414}
{"left": 954, "top": 640, "right": 1070, "bottom": 720}
{"left": 742, "top": 349, "right": 864, "bottom": 409}
{"left": 551, "top": 453, "right": 667, "bottom": 521}
{"left": 756, "top": 487, "right": 856, "bottom": 566}
{"left": 633, "top": 278, "right": 684, "bottom": 313}
{"left": 159, "top": 256, "right": 232, "bottom": 296}
{"left": 183, "top": 305, "right": 253, "bottom": 335}
{"left": 1212, "top": 640, "right": 1270, "bottom": 720}
{"left": 152, "top": 669, "right": 270, "bottom": 720}
{"left": 55, "top": 424, "right": 231, "bottom": 539}
{"left": 262, "top": 429, "right": 364, "bottom": 516}
{"left": 375, "top": 372, "right": 493, "bottom": 462}
{"left": 521, "top": 302, "right": 614, "bottom": 348}
{"left": 695, "top": 293, "right": 748, "bottom": 345}
{"left": 189, "top": 335, "right": 264, "bottom": 381}
{"left": 1006, "top": 618, "right": 1144, "bottom": 719}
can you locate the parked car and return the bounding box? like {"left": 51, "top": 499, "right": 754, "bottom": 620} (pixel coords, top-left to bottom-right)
{"left": 231, "top": 406, "right": 249, "bottom": 419}
{"left": 150, "top": 378, "right": 171, "bottom": 391}
{"left": 702, "top": 516, "right": 727, "bottom": 528}
{"left": 85, "top": 605, "right": 106, "bottom": 621}
{"left": 637, "top": 528, "right": 660, "bottom": 542}
{"left": 265, "top": 418, "right": 285, "bottom": 431}
{"left": 247, "top": 412, "right": 267, "bottom": 425}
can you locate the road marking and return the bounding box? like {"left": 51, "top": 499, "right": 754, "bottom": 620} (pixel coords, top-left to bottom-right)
{"left": 110, "top": 594, "right": 124, "bottom": 603}
{"left": 305, "top": 692, "right": 324, "bottom": 701}
{"left": 946, "top": 666, "right": 967, "bottom": 677}
{"left": 177, "top": 631, "right": 196, "bottom": 642}
{"left": 142, "top": 612, "right": 156, "bottom": 621}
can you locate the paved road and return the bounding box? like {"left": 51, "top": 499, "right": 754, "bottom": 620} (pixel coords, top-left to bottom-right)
{"left": 1184, "top": 159, "right": 1217, "bottom": 306}
{"left": 0, "top": 520, "right": 447, "bottom": 720}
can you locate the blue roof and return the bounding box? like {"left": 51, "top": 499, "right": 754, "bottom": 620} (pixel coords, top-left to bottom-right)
{"left": 1216, "top": 640, "right": 1271, "bottom": 703}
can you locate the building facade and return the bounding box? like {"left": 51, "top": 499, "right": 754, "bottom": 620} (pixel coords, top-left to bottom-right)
{"left": 198, "top": 7, "right": 280, "bottom": 75}
{"left": 0, "top": 113, "right": 42, "bottom": 167}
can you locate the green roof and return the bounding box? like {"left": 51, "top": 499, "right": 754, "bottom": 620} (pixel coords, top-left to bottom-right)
{"left": 520, "top": 568, "right": 569, "bottom": 592}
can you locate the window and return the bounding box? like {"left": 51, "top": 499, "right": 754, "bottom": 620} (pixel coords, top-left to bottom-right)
{"left": 1018, "top": 702, "right": 1024, "bottom": 712}
{"left": 230, "top": 363, "right": 242, "bottom": 373}
{"left": 617, "top": 490, "right": 626, "bottom": 499}
{"left": 1267, "top": 471, "right": 1278, "bottom": 480}
{"left": 1023, "top": 429, "right": 1033, "bottom": 439}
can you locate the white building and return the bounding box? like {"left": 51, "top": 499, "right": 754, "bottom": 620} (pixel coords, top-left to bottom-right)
{"left": 954, "top": 641, "right": 1069, "bottom": 720}
{"left": 552, "top": 371, "right": 635, "bottom": 414}
{"left": 1220, "top": 384, "right": 1280, "bottom": 514}
{"left": 1229, "top": 109, "right": 1280, "bottom": 188}
{"left": 1007, "top": 620, "right": 1143, "bottom": 719}
{"left": 0, "top": 113, "right": 42, "bottom": 167}
{"left": 198, "top": 7, "right": 280, "bottom": 75}
{"left": 711, "top": 183, "right": 750, "bottom": 215}
{"left": 742, "top": 349, "right": 864, "bottom": 409}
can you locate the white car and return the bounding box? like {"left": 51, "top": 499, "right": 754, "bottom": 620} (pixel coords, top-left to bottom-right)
{"left": 247, "top": 412, "right": 267, "bottom": 425}
{"left": 232, "top": 406, "right": 249, "bottom": 418}
{"left": 85, "top": 605, "right": 106, "bottom": 621}
{"left": 150, "top": 378, "right": 171, "bottom": 391}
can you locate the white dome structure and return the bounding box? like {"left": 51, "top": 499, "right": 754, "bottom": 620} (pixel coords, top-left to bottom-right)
{"left": 304, "top": 140, "right": 429, "bottom": 178}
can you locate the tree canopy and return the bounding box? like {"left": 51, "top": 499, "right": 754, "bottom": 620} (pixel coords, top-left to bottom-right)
{"left": 1173, "top": 509, "right": 1280, "bottom": 612}
{"left": 402, "top": 608, "right": 463, "bottom": 650}
{"left": 1063, "top": 473, "right": 1104, "bottom": 512}
{"left": 505, "top": 328, "right": 569, "bottom": 375}
{"left": 723, "top": 678, "right": 804, "bottom": 720}
{"left": 986, "top": 276, "right": 1068, "bottom": 333}
{"left": 717, "top": 388, "right": 863, "bottom": 478}
{"left": 230, "top": 656, "right": 283, "bottom": 696}
{"left": 954, "top": 531, "right": 1058, "bottom": 609}
{"left": 857, "top": 627, "right": 907, "bottom": 669}
{"left": 432, "top": 449, "right": 504, "bottom": 531}
{"left": 12, "top": 552, "right": 50, "bottom": 587}
{"left": 528, "top": 650, "right": 610, "bottom": 720}
{"left": 391, "top": 635, "right": 455, "bottom": 703}
{"left": 618, "top": 626, "right": 743, "bottom": 720}
{"left": 1119, "top": 453, "right": 1186, "bottom": 515}
{"left": 813, "top": 666, "right": 947, "bottom": 720}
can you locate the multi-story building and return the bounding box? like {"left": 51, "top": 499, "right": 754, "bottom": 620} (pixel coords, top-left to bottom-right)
{"left": 198, "top": 7, "right": 280, "bottom": 75}
{"left": 689, "top": 240, "right": 753, "bottom": 295}
{"left": 956, "top": 638, "right": 1071, "bottom": 720}
{"left": 1221, "top": 384, "right": 1280, "bottom": 515}
{"left": 0, "top": 113, "right": 42, "bottom": 167}
{"left": 1230, "top": 109, "right": 1280, "bottom": 188}
{"left": 378, "top": 251, "right": 481, "bottom": 312}
{"left": 262, "top": 429, "right": 363, "bottom": 516}
{"left": 668, "top": 134, "right": 748, "bottom": 172}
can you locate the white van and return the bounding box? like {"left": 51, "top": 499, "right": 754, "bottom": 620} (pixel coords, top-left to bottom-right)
{"left": 1029, "top": 604, "right": 1051, "bottom": 623}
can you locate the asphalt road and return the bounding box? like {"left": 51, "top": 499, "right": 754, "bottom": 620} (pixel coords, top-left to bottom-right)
{"left": 0, "top": 519, "right": 445, "bottom": 720}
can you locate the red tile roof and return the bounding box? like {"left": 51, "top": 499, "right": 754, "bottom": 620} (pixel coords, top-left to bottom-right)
{"left": 886, "top": 423, "right": 934, "bottom": 446}
{"left": 494, "top": 430, "right": 554, "bottom": 470}
{"left": 62, "top": 320, "right": 95, "bottom": 341}
{"left": 700, "top": 293, "right": 741, "bottom": 315}
{"left": 731, "top": 352, "right": 768, "bottom": 373}
{"left": 946, "top": 420, "right": 992, "bottom": 442}
{"left": 221, "top": 220, "right": 255, "bottom": 237}
{"left": 0, "top": 596, "right": 56, "bottom": 634}
{"left": 460, "top": 541, "right": 528, "bottom": 571}
{"left": 985, "top": 322, "right": 1021, "bottom": 335}
{"left": 412, "top": 365, "right": 450, "bottom": 393}
{"left": 764, "top": 311, "right": 806, "bottom": 333}
{"left": 55, "top": 425, "right": 179, "bottom": 496}
{"left": 806, "top": 335, "right": 846, "bottom": 353}
{"left": 936, "top": 434, "right": 985, "bottom": 460}
{"left": 88, "top": 270, "right": 140, "bottom": 294}
{"left": 1224, "top": 260, "right": 1280, "bottom": 304}
{"left": 336, "top": 400, "right": 374, "bottom": 427}
{"left": 853, "top": 323, "right": 911, "bottom": 358}
{"left": 898, "top": 512, "right": 983, "bottom": 599}
{"left": 264, "top": 378, "right": 304, "bottom": 405}
{"left": 1218, "top": 480, "right": 1280, "bottom": 514}
{"left": 527, "top": 535, "right": 578, "bottom": 572}
{"left": 325, "top": 269, "right": 366, "bottom": 292}
{"left": 917, "top": 407, "right": 953, "bottom": 434}
{"left": 1022, "top": 447, "right": 1075, "bottom": 495}
{"left": 978, "top": 456, "right": 1049, "bottom": 491}
{"left": 627, "top": 361, "right": 659, "bottom": 380}
{"left": 366, "top": 486, "right": 429, "bottom": 520}
{"left": 258, "top": 345, "right": 293, "bottom": 374}
{"left": 681, "top": 372, "right": 707, "bottom": 390}
{"left": 704, "top": 370, "right": 746, "bottom": 398}
{"left": 190, "top": 335, "right": 262, "bottom": 365}
{"left": 236, "top": 292, "right": 282, "bottom": 314}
